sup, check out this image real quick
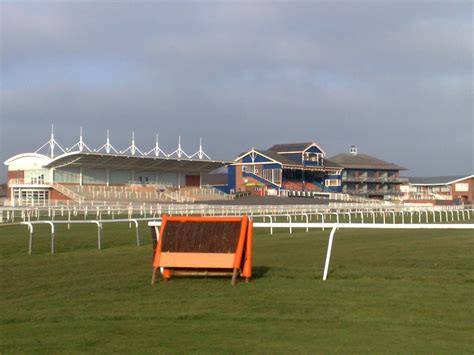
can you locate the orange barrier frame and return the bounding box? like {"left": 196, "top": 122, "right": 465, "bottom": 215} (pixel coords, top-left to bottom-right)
{"left": 151, "top": 215, "right": 253, "bottom": 286}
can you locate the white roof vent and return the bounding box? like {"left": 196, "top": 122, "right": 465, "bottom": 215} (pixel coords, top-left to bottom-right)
{"left": 349, "top": 145, "right": 357, "bottom": 156}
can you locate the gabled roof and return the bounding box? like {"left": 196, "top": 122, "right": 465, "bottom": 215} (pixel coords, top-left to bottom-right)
{"left": 268, "top": 142, "right": 326, "bottom": 155}
{"left": 328, "top": 153, "right": 406, "bottom": 170}
{"left": 256, "top": 150, "right": 300, "bottom": 165}
{"left": 236, "top": 149, "right": 341, "bottom": 169}
{"left": 409, "top": 175, "right": 473, "bottom": 185}
{"left": 268, "top": 142, "right": 315, "bottom": 152}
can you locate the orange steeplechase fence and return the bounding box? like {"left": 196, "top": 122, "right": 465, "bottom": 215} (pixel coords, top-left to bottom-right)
{"left": 151, "top": 215, "right": 253, "bottom": 286}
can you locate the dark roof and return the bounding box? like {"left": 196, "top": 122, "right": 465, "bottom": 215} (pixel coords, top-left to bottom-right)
{"left": 201, "top": 173, "right": 228, "bottom": 185}
{"left": 256, "top": 150, "right": 300, "bottom": 165}
{"left": 268, "top": 143, "right": 314, "bottom": 152}
{"left": 409, "top": 175, "right": 473, "bottom": 185}
{"left": 45, "top": 152, "right": 229, "bottom": 173}
{"left": 251, "top": 150, "right": 341, "bottom": 169}
{"left": 324, "top": 159, "right": 342, "bottom": 169}
{"left": 328, "top": 153, "right": 406, "bottom": 170}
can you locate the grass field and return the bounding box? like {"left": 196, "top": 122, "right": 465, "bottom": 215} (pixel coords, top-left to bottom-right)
{"left": 1, "top": 218, "right": 474, "bottom": 353}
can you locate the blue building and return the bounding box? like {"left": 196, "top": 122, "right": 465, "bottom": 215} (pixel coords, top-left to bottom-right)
{"left": 227, "top": 142, "right": 343, "bottom": 195}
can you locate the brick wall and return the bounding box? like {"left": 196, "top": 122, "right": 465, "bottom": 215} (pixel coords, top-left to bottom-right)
{"left": 7, "top": 170, "right": 24, "bottom": 181}
{"left": 50, "top": 188, "right": 72, "bottom": 201}
{"left": 451, "top": 177, "right": 474, "bottom": 204}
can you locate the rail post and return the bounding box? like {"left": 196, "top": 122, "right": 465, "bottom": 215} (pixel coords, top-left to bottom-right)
{"left": 323, "top": 226, "right": 338, "bottom": 281}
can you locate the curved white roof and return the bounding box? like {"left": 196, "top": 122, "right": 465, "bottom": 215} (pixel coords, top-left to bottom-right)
{"left": 4, "top": 153, "right": 53, "bottom": 170}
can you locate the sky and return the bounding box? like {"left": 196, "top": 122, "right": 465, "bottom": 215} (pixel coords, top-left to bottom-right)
{"left": 1, "top": 1, "right": 473, "bottom": 178}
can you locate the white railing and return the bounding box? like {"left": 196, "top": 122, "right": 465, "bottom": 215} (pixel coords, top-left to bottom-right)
{"left": 9, "top": 178, "right": 51, "bottom": 186}
{"left": 1, "top": 202, "right": 473, "bottom": 224}
{"left": 52, "top": 183, "right": 84, "bottom": 202}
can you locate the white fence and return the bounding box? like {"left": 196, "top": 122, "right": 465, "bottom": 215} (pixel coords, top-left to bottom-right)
{"left": 1, "top": 203, "right": 472, "bottom": 224}
{"left": 17, "top": 218, "right": 160, "bottom": 254}
{"left": 2, "top": 203, "right": 472, "bottom": 260}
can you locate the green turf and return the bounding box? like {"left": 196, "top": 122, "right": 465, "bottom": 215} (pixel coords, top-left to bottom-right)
{"left": 1, "top": 220, "right": 473, "bottom": 354}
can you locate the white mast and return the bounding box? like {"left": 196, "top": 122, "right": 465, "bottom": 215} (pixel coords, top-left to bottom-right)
{"left": 35, "top": 124, "right": 66, "bottom": 158}
{"left": 169, "top": 136, "right": 190, "bottom": 159}
{"left": 120, "top": 131, "right": 144, "bottom": 156}
{"left": 95, "top": 130, "right": 119, "bottom": 154}
{"left": 145, "top": 133, "right": 168, "bottom": 157}
{"left": 190, "top": 138, "right": 211, "bottom": 160}
{"left": 67, "top": 127, "right": 92, "bottom": 152}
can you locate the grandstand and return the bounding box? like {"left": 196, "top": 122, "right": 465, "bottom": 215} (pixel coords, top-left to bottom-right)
{"left": 4, "top": 128, "right": 230, "bottom": 206}
{"left": 226, "top": 142, "right": 343, "bottom": 196}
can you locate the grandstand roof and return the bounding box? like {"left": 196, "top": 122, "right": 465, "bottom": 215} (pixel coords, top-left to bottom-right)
{"left": 45, "top": 152, "right": 229, "bottom": 173}
{"left": 328, "top": 153, "right": 406, "bottom": 170}
{"left": 408, "top": 175, "right": 473, "bottom": 185}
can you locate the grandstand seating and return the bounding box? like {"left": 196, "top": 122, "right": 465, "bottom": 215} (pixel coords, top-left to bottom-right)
{"left": 282, "top": 181, "right": 323, "bottom": 192}
{"left": 54, "top": 184, "right": 232, "bottom": 203}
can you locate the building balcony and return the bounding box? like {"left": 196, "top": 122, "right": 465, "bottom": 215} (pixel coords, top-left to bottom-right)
{"left": 343, "top": 188, "right": 402, "bottom": 196}
{"left": 8, "top": 178, "right": 52, "bottom": 188}
{"left": 343, "top": 176, "right": 408, "bottom": 183}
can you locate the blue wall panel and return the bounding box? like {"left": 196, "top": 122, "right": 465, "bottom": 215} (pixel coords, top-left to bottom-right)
{"left": 228, "top": 165, "right": 236, "bottom": 192}
{"left": 241, "top": 152, "right": 273, "bottom": 164}
{"left": 305, "top": 146, "right": 322, "bottom": 154}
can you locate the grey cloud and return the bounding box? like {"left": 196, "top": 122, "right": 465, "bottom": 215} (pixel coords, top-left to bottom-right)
{"left": 1, "top": 1, "right": 472, "bottom": 177}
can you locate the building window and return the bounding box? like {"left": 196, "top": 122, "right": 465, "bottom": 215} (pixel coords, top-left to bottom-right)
{"left": 325, "top": 179, "right": 341, "bottom": 187}
{"left": 455, "top": 183, "right": 469, "bottom": 192}
{"left": 304, "top": 152, "right": 323, "bottom": 164}
{"left": 242, "top": 165, "right": 255, "bottom": 174}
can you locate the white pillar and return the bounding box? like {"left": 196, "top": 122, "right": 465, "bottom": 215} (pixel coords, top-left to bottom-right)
{"left": 106, "top": 168, "right": 110, "bottom": 187}
{"left": 79, "top": 168, "right": 83, "bottom": 186}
